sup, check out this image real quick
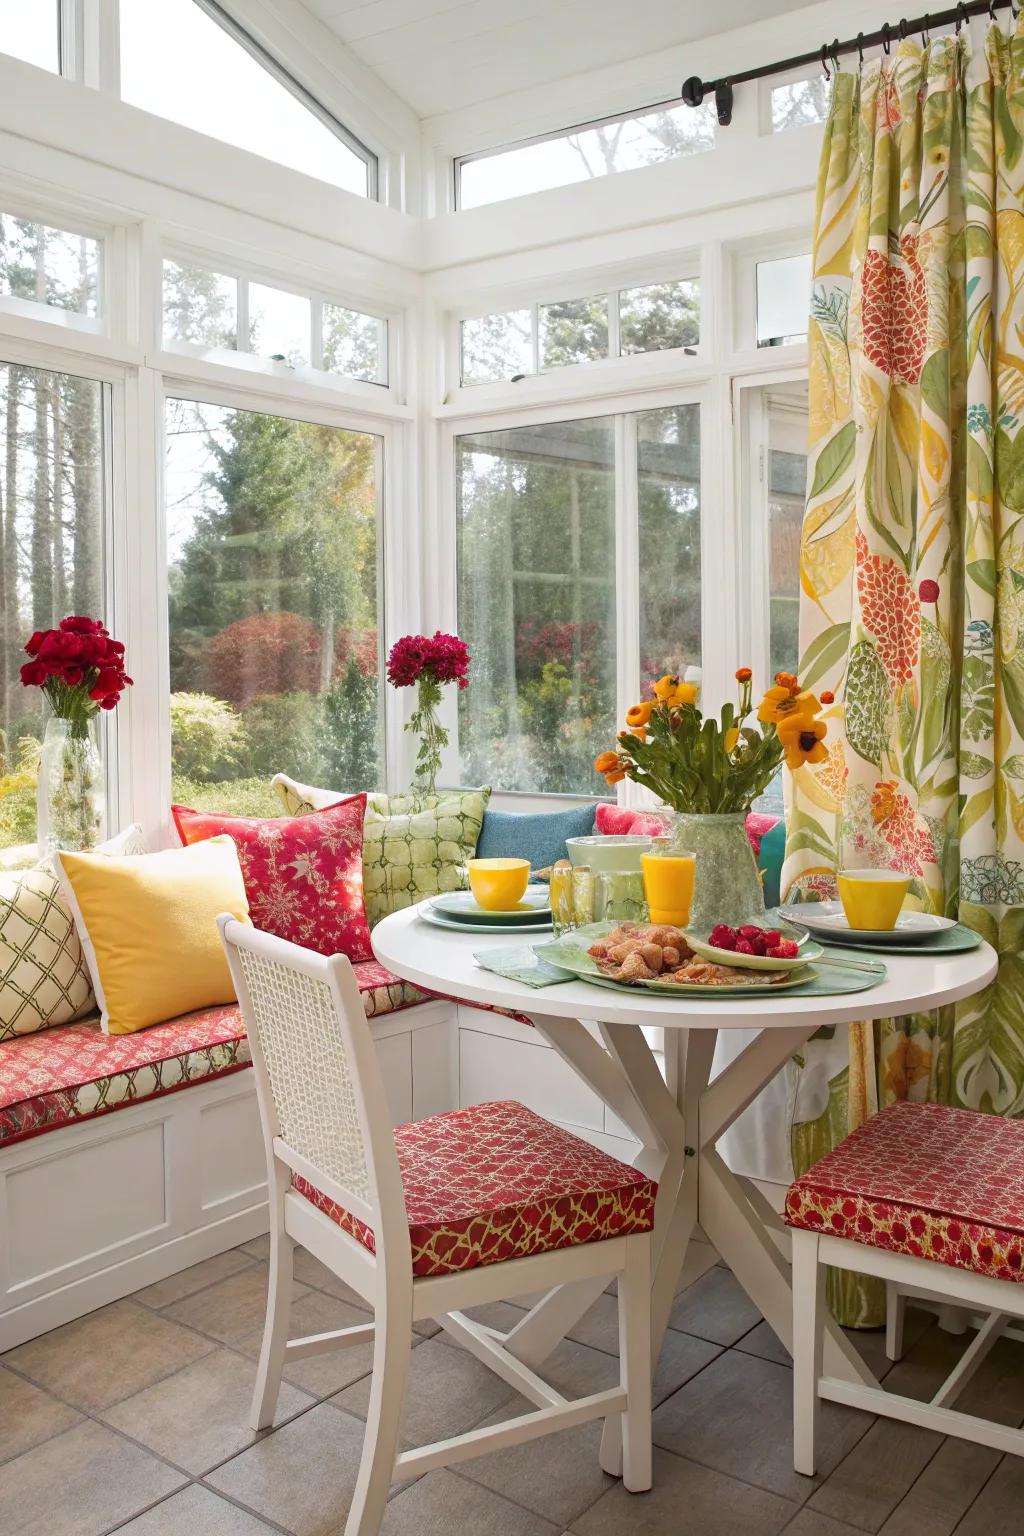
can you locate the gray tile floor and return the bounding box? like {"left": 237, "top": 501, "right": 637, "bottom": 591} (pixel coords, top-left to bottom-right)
{"left": 2, "top": 1236, "right": 1023, "bottom": 1536}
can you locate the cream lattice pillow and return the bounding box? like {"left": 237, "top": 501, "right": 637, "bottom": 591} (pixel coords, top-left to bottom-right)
{"left": 0, "top": 824, "right": 147, "bottom": 1041}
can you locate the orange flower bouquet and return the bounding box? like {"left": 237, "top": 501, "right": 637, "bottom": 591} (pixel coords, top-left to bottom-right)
{"left": 594, "top": 669, "right": 830, "bottom": 814}
{"left": 594, "top": 670, "right": 830, "bottom": 928}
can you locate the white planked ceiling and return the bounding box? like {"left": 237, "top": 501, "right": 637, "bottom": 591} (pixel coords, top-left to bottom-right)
{"left": 302, "top": 0, "right": 802, "bottom": 117}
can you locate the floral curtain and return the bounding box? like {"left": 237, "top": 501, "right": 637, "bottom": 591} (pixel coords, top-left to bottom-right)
{"left": 784, "top": 23, "right": 1024, "bottom": 1325}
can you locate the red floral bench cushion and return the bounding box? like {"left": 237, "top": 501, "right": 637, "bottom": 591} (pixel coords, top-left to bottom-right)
{"left": 0, "top": 960, "right": 427, "bottom": 1148}
{"left": 294, "top": 1097, "right": 656, "bottom": 1277}
{"left": 785, "top": 1100, "right": 1024, "bottom": 1284}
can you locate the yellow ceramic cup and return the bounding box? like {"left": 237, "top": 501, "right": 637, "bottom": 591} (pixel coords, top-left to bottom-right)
{"left": 641, "top": 850, "right": 695, "bottom": 928}
{"left": 837, "top": 869, "right": 910, "bottom": 931}
{"left": 468, "top": 857, "right": 531, "bottom": 912}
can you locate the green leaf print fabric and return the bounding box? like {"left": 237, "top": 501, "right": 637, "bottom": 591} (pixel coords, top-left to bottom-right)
{"left": 787, "top": 25, "right": 1024, "bottom": 1325}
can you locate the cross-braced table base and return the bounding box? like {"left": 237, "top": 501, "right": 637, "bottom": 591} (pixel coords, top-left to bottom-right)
{"left": 452, "top": 1012, "right": 879, "bottom": 1473}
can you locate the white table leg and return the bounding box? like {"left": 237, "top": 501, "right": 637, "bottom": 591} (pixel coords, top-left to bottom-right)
{"left": 499, "top": 1009, "right": 877, "bottom": 1430}
{"left": 698, "top": 1028, "right": 878, "bottom": 1388}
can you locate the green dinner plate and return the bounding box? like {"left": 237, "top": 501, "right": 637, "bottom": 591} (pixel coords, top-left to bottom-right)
{"left": 535, "top": 924, "right": 815, "bottom": 997}
{"left": 430, "top": 887, "right": 551, "bottom": 923}
{"left": 419, "top": 904, "right": 553, "bottom": 936}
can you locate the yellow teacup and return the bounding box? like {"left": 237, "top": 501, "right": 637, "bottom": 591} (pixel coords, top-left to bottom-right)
{"left": 837, "top": 869, "right": 910, "bottom": 931}
{"left": 468, "top": 857, "right": 531, "bottom": 912}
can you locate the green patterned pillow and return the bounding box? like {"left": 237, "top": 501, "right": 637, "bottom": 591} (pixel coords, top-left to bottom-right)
{"left": 272, "top": 775, "right": 490, "bottom": 925}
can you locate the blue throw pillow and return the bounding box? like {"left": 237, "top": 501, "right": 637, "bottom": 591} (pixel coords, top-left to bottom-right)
{"left": 476, "top": 804, "right": 597, "bottom": 871}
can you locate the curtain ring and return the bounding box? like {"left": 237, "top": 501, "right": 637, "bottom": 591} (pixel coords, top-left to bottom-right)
{"left": 990, "top": 0, "right": 998, "bottom": 18}
{"left": 899, "top": 17, "right": 908, "bottom": 40}
{"left": 830, "top": 38, "right": 842, "bottom": 73}
{"left": 922, "top": 13, "right": 931, "bottom": 44}
{"left": 882, "top": 20, "right": 892, "bottom": 53}
{"left": 857, "top": 31, "right": 865, "bottom": 65}
{"left": 821, "top": 42, "right": 831, "bottom": 79}
{"left": 955, "top": 1, "right": 968, "bottom": 29}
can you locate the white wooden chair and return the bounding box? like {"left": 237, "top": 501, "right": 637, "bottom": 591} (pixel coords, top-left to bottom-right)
{"left": 219, "top": 917, "right": 654, "bottom": 1536}
{"left": 788, "top": 1099, "right": 1024, "bottom": 1471}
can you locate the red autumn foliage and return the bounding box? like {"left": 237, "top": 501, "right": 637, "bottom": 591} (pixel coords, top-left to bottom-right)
{"left": 206, "top": 613, "right": 321, "bottom": 707}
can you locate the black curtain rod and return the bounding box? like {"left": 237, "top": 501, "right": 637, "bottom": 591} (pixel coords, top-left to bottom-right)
{"left": 682, "top": 0, "right": 1017, "bottom": 125}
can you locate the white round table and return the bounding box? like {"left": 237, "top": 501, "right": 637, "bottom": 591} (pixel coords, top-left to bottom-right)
{"left": 373, "top": 904, "right": 997, "bottom": 1459}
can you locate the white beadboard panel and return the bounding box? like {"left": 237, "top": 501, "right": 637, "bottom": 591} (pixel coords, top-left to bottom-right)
{"left": 6, "top": 1122, "right": 168, "bottom": 1287}
{"left": 304, "top": 0, "right": 815, "bottom": 116}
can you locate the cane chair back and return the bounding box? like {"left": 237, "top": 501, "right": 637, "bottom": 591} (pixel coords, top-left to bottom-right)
{"left": 218, "top": 916, "right": 400, "bottom": 1233}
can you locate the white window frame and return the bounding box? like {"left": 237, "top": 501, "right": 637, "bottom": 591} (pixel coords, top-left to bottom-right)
{"left": 453, "top": 96, "right": 715, "bottom": 214}
{"left": 436, "top": 380, "right": 709, "bottom": 805}
{"left": 429, "top": 236, "right": 813, "bottom": 807}
{"left": 152, "top": 370, "right": 402, "bottom": 830}
{"left": 0, "top": 331, "right": 132, "bottom": 841}
{"left": 159, "top": 244, "right": 397, "bottom": 397}
{"left": 445, "top": 254, "right": 703, "bottom": 407}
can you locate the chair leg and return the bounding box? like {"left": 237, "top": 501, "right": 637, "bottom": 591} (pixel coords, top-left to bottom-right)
{"left": 791, "top": 1229, "right": 824, "bottom": 1477}
{"left": 346, "top": 1289, "right": 412, "bottom": 1536}
{"left": 617, "top": 1235, "right": 653, "bottom": 1494}
{"left": 250, "top": 1172, "right": 295, "bottom": 1431}
{"left": 886, "top": 1281, "right": 907, "bottom": 1362}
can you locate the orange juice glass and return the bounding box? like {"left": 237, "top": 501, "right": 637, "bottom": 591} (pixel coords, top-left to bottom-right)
{"left": 641, "top": 848, "right": 695, "bottom": 927}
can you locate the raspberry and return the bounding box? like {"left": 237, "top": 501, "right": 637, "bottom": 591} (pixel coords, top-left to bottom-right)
{"left": 734, "top": 938, "right": 755, "bottom": 955}
{"left": 768, "top": 940, "right": 799, "bottom": 959}
{"left": 762, "top": 930, "right": 783, "bottom": 948}
{"left": 713, "top": 933, "right": 737, "bottom": 951}
{"left": 749, "top": 934, "right": 769, "bottom": 955}
{"left": 709, "top": 924, "right": 736, "bottom": 946}
{"left": 738, "top": 925, "right": 762, "bottom": 940}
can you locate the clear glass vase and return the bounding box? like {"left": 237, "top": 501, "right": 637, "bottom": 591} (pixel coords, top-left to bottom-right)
{"left": 37, "top": 718, "right": 104, "bottom": 855}
{"left": 669, "top": 811, "right": 765, "bottom": 933}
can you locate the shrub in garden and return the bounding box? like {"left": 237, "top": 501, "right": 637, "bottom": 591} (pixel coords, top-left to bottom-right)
{"left": 170, "top": 692, "right": 247, "bottom": 783}
{"left": 243, "top": 692, "right": 323, "bottom": 781}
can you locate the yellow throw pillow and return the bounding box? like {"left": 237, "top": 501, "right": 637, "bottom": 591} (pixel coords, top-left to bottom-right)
{"left": 55, "top": 836, "right": 250, "bottom": 1035}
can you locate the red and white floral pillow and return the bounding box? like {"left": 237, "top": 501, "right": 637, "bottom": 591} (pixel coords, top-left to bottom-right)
{"left": 172, "top": 796, "right": 373, "bottom": 963}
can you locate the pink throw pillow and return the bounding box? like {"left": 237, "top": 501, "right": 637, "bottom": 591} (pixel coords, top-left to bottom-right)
{"left": 172, "top": 795, "right": 372, "bottom": 962}
{"left": 595, "top": 803, "right": 671, "bottom": 838}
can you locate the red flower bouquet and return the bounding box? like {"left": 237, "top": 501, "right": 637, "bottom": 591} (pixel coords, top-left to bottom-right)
{"left": 386, "top": 632, "right": 470, "bottom": 795}
{"left": 21, "top": 616, "right": 133, "bottom": 730}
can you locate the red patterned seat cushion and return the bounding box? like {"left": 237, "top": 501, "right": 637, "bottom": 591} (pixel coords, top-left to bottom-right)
{"left": 294, "top": 1098, "right": 656, "bottom": 1277}
{"left": 785, "top": 1100, "right": 1024, "bottom": 1284}
{"left": 0, "top": 960, "right": 427, "bottom": 1147}
{"left": 173, "top": 797, "right": 373, "bottom": 963}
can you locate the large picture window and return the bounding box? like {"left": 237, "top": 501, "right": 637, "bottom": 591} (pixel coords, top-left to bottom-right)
{"left": 456, "top": 404, "right": 702, "bottom": 795}
{"left": 0, "top": 361, "right": 107, "bottom": 851}
{"left": 166, "top": 399, "right": 383, "bottom": 815}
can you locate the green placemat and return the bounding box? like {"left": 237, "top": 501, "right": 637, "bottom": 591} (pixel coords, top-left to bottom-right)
{"left": 768, "top": 907, "right": 982, "bottom": 956}
{"left": 580, "top": 957, "right": 885, "bottom": 1000}
{"left": 474, "top": 945, "right": 575, "bottom": 987}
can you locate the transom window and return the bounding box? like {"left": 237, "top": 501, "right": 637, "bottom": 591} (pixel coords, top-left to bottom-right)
{"left": 0, "top": 7, "right": 59, "bottom": 73}
{"left": 769, "top": 75, "right": 831, "bottom": 133}
{"left": 162, "top": 260, "right": 388, "bottom": 386}
{"left": 460, "top": 279, "right": 699, "bottom": 385}
{"left": 756, "top": 254, "right": 812, "bottom": 348}
{"left": 0, "top": 214, "right": 100, "bottom": 318}
{"left": 119, "top": 0, "right": 377, "bottom": 198}
{"left": 457, "top": 101, "right": 714, "bottom": 210}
